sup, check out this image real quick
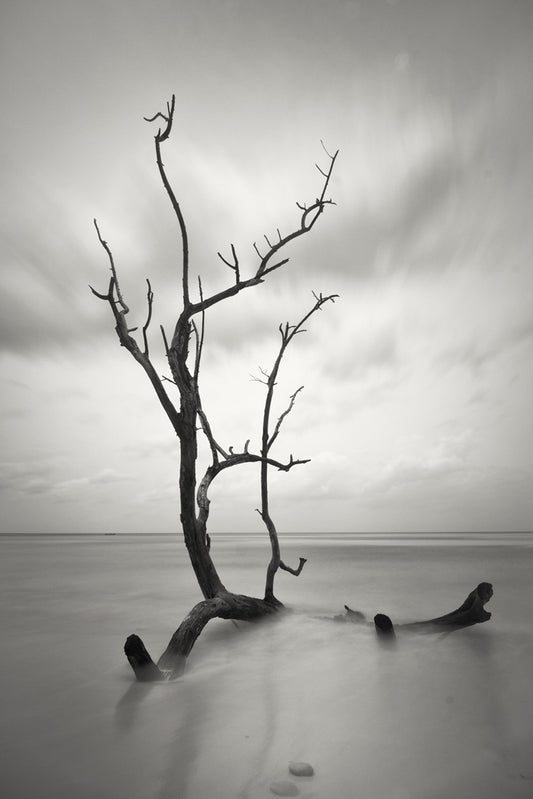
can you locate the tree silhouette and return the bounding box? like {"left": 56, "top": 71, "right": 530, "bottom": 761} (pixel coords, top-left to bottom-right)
{"left": 91, "top": 95, "right": 339, "bottom": 680}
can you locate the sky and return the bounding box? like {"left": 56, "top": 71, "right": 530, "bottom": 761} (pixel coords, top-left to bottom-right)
{"left": 1, "top": 0, "right": 532, "bottom": 535}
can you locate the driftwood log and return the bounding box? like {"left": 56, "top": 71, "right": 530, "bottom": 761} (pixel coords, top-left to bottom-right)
{"left": 125, "top": 593, "right": 282, "bottom": 682}
{"left": 340, "top": 582, "right": 493, "bottom": 637}
{"left": 128, "top": 583, "right": 493, "bottom": 681}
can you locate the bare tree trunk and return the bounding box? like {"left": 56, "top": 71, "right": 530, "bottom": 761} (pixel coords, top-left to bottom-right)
{"left": 178, "top": 425, "right": 226, "bottom": 599}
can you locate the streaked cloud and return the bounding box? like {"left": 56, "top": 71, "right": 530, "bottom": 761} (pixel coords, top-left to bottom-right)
{"left": 1, "top": 0, "right": 531, "bottom": 534}
{"left": 360, "top": 433, "right": 473, "bottom": 498}
{"left": 0, "top": 459, "right": 131, "bottom": 497}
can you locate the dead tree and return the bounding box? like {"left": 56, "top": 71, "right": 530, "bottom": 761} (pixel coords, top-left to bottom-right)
{"left": 91, "top": 95, "right": 339, "bottom": 681}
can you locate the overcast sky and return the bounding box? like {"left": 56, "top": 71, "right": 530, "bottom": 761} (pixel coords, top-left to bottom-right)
{"left": 1, "top": 0, "right": 532, "bottom": 535}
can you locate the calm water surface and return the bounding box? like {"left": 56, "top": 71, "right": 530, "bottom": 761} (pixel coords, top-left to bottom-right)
{"left": 1, "top": 533, "right": 532, "bottom": 799}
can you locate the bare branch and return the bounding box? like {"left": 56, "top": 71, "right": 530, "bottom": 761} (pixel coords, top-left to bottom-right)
{"left": 144, "top": 93, "right": 175, "bottom": 142}
{"left": 259, "top": 290, "right": 338, "bottom": 600}
{"left": 143, "top": 111, "right": 168, "bottom": 124}
{"left": 250, "top": 374, "right": 269, "bottom": 386}
{"left": 217, "top": 243, "right": 240, "bottom": 284}
{"left": 257, "top": 149, "right": 338, "bottom": 280}
{"left": 185, "top": 146, "right": 338, "bottom": 320}
{"left": 274, "top": 454, "right": 311, "bottom": 471}
{"left": 92, "top": 220, "right": 183, "bottom": 438}
{"left": 145, "top": 94, "right": 190, "bottom": 307}
{"left": 93, "top": 219, "right": 129, "bottom": 315}
{"left": 217, "top": 251, "right": 232, "bottom": 268}
{"left": 250, "top": 366, "right": 272, "bottom": 385}
{"left": 268, "top": 385, "right": 304, "bottom": 452}
{"left": 160, "top": 324, "right": 170, "bottom": 356}
{"left": 193, "top": 276, "right": 206, "bottom": 382}
{"left": 190, "top": 319, "right": 200, "bottom": 364}
{"left": 320, "top": 139, "right": 334, "bottom": 159}
{"left": 89, "top": 278, "right": 113, "bottom": 301}
{"left": 259, "top": 258, "right": 290, "bottom": 278}
{"left": 217, "top": 450, "right": 310, "bottom": 473}
{"left": 186, "top": 273, "right": 266, "bottom": 316}
{"left": 192, "top": 278, "right": 230, "bottom": 464}
{"left": 279, "top": 557, "right": 307, "bottom": 576}
{"left": 142, "top": 279, "right": 154, "bottom": 357}
{"left": 197, "top": 403, "right": 228, "bottom": 464}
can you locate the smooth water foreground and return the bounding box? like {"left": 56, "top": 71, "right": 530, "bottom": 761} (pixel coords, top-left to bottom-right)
{"left": 1, "top": 533, "right": 532, "bottom": 799}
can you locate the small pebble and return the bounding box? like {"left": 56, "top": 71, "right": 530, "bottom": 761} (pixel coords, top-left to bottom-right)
{"left": 270, "top": 779, "right": 299, "bottom": 796}
{"left": 289, "top": 761, "right": 314, "bottom": 777}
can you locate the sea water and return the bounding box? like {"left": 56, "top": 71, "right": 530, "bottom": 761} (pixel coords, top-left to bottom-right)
{"left": 1, "top": 533, "right": 532, "bottom": 799}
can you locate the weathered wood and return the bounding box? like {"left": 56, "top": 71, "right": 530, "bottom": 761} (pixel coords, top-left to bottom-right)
{"left": 340, "top": 582, "right": 493, "bottom": 637}
{"left": 409, "top": 581, "right": 493, "bottom": 629}
{"left": 124, "top": 634, "right": 165, "bottom": 682}
{"left": 374, "top": 613, "right": 395, "bottom": 636}
{"left": 126, "top": 591, "right": 283, "bottom": 681}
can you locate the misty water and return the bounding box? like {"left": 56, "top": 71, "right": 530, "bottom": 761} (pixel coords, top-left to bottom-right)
{"left": 1, "top": 533, "right": 532, "bottom": 799}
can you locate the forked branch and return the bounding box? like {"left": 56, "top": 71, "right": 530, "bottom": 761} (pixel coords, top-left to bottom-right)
{"left": 90, "top": 221, "right": 183, "bottom": 438}
{"left": 144, "top": 94, "right": 190, "bottom": 307}
{"left": 92, "top": 219, "right": 129, "bottom": 315}
{"left": 186, "top": 146, "right": 339, "bottom": 317}
{"left": 261, "top": 292, "right": 338, "bottom": 600}
{"left": 217, "top": 243, "right": 241, "bottom": 285}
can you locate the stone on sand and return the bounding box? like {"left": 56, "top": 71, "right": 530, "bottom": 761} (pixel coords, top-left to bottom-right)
{"left": 289, "top": 761, "right": 314, "bottom": 777}
{"left": 270, "top": 779, "right": 299, "bottom": 796}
